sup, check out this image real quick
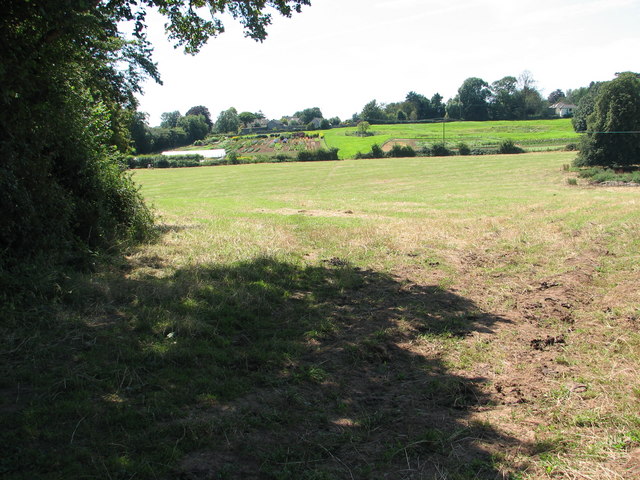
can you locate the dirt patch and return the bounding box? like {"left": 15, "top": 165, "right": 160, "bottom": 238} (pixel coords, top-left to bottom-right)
{"left": 381, "top": 138, "right": 420, "bottom": 152}
{"left": 255, "top": 207, "right": 364, "bottom": 218}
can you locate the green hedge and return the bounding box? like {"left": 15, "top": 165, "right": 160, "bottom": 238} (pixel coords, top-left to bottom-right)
{"left": 297, "top": 148, "right": 340, "bottom": 162}
{"left": 127, "top": 154, "right": 204, "bottom": 169}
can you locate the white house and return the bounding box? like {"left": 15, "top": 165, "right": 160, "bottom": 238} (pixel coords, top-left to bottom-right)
{"left": 550, "top": 102, "right": 577, "bottom": 117}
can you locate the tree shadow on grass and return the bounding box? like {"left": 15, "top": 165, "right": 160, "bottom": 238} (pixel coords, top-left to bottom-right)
{"left": 2, "top": 256, "right": 525, "bottom": 479}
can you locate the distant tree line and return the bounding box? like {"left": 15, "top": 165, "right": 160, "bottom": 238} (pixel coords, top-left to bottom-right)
{"left": 129, "top": 71, "right": 638, "bottom": 161}
{"left": 353, "top": 71, "right": 572, "bottom": 124}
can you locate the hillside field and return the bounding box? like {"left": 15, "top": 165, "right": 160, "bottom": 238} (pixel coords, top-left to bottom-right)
{"left": 176, "top": 119, "right": 579, "bottom": 160}
{"left": 322, "top": 119, "right": 579, "bottom": 159}
{"left": 4, "top": 152, "right": 640, "bottom": 479}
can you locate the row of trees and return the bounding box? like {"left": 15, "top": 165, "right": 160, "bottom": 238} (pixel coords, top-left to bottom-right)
{"left": 356, "top": 92, "right": 446, "bottom": 123}
{"left": 130, "top": 108, "right": 211, "bottom": 154}
{"left": 133, "top": 70, "right": 597, "bottom": 155}
{"left": 130, "top": 105, "right": 342, "bottom": 153}
{"left": 447, "top": 72, "right": 549, "bottom": 121}
{"left": 354, "top": 72, "right": 569, "bottom": 123}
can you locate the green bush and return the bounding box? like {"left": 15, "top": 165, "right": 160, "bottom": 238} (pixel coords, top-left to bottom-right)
{"left": 273, "top": 154, "right": 295, "bottom": 162}
{"left": 371, "top": 144, "right": 385, "bottom": 158}
{"left": 128, "top": 154, "right": 203, "bottom": 169}
{"left": 355, "top": 144, "right": 386, "bottom": 159}
{"left": 457, "top": 142, "right": 471, "bottom": 155}
{"left": 498, "top": 140, "right": 525, "bottom": 154}
{"left": 576, "top": 166, "right": 640, "bottom": 184}
{"left": 226, "top": 151, "right": 239, "bottom": 164}
{"left": 388, "top": 144, "right": 416, "bottom": 158}
{"left": 297, "top": 148, "right": 339, "bottom": 162}
{"left": 430, "top": 143, "right": 453, "bottom": 157}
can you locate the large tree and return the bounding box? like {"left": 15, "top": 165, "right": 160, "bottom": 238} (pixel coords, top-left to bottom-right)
{"left": 185, "top": 105, "right": 213, "bottom": 129}
{"left": 295, "top": 107, "right": 323, "bottom": 124}
{"left": 516, "top": 71, "right": 546, "bottom": 119}
{"left": 239, "top": 111, "right": 258, "bottom": 127}
{"left": 216, "top": 107, "right": 241, "bottom": 133}
{"left": 160, "top": 110, "right": 182, "bottom": 128}
{"left": 547, "top": 89, "right": 565, "bottom": 104}
{"left": 405, "top": 91, "right": 430, "bottom": 120}
{"left": 430, "top": 93, "right": 446, "bottom": 118}
{"left": 571, "top": 82, "right": 604, "bottom": 132}
{"left": 489, "top": 76, "right": 519, "bottom": 120}
{"left": 458, "top": 77, "right": 491, "bottom": 121}
{"left": 0, "top": 1, "right": 309, "bottom": 268}
{"left": 575, "top": 72, "right": 640, "bottom": 167}
{"left": 178, "top": 114, "right": 210, "bottom": 143}
{"left": 360, "top": 100, "right": 387, "bottom": 122}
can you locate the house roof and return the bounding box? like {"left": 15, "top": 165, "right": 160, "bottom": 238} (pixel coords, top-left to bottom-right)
{"left": 550, "top": 102, "right": 577, "bottom": 109}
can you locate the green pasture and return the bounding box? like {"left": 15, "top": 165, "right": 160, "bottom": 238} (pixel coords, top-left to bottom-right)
{"left": 6, "top": 151, "right": 640, "bottom": 479}
{"left": 321, "top": 119, "right": 580, "bottom": 158}
{"left": 171, "top": 119, "right": 580, "bottom": 161}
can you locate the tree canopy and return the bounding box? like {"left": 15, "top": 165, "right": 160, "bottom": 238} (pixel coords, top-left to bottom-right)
{"left": 295, "top": 107, "right": 324, "bottom": 124}
{"left": 575, "top": 72, "right": 640, "bottom": 167}
{"left": 0, "top": 0, "right": 311, "bottom": 271}
{"left": 360, "top": 100, "right": 386, "bottom": 123}
{"left": 161, "top": 110, "right": 182, "bottom": 128}
{"left": 458, "top": 77, "right": 491, "bottom": 121}
{"left": 185, "top": 105, "right": 213, "bottom": 129}
{"left": 216, "top": 107, "right": 241, "bottom": 133}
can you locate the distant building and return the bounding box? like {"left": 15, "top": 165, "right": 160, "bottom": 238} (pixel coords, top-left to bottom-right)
{"left": 267, "top": 119, "right": 285, "bottom": 130}
{"left": 550, "top": 102, "right": 577, "bottom": 117}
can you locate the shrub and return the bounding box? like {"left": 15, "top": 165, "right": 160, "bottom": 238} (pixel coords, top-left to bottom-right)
{"left": 430, "top": 143, "right": 453, "bottom": 157}
{"left": 273, "top": 154, "right": 294, "bottom": 162}
{"left": 567, "top": 178, "right": 578, "bottom": 185}
{"left": 498, "top": 139, "right": 525, "bottom": 154}
{"left": 388, "top": 144, "right": 416, "bottom": 158}
{"left": 297, "top": 148, "right": 339, "bottom": 162}
{"left": 355, "top": 144, "right": 386, "bottom": 159}
{"left": 564, "top": 143, "right": 578, "bottom": 151}
{"left": 371, "top": 144, "right": 385, "bottom": 158}
{"left": 469, "top": 148, "right": 494, "bottom": 155}
{"left": 128, "top": 154, "right": 203, "bottom": 169}
{"left": 457, "top": 142, "right": 471, "bottom": 155}
{"left": 226, "top": 151, "right": 239, "bottom": 164}
{"left": 575, "top": 166, "right": 640, "bottom": 184}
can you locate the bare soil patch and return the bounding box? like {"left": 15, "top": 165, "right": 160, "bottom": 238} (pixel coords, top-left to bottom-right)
{"left": 255, "top": 207, "right": 364, "bottom": 218}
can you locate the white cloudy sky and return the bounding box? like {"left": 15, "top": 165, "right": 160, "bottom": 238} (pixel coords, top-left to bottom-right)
{"left": 135, "top": 0, "right": 639, "bottom": 126}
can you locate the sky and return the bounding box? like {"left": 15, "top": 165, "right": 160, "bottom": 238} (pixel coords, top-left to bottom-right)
{"left": 135, "top": 0, "right": 640, "bottom": 126}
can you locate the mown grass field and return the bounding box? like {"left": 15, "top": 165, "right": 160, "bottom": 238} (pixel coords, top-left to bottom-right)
{"left": 3, "top": 151, "right": 640, "bottom": 479}
{"left": 322, "top": 119, "right": 579, "bottom": 158}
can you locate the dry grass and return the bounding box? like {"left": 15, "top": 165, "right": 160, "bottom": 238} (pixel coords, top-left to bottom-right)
{"left": 3, "top": 152, "right": 639, "bottom": 479}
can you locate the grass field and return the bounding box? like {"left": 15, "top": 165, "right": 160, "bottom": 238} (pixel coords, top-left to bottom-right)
{"left": 173, "top": 119, "right": 579, "bottom": 161}
{"left": 322, "top": 119, "right": 579, "bottom": 158}
{"left": 3, "top": 152, "right": 640, "bottom": 479}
